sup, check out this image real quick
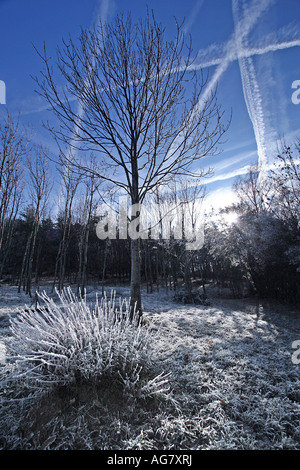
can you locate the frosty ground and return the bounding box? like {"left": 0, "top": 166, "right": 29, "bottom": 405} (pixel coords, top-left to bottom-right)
{"left": 0, "top": 283, "right": 300, "bottom": 450}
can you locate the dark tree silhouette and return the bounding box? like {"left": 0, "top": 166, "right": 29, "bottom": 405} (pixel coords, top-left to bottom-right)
{"left": 34, "top": 10, "right": 228, "bottom": 317}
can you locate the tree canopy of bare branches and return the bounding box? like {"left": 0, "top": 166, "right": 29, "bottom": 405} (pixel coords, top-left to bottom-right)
{"left": 34, "top": 10, "right": 229, "bottom": 315}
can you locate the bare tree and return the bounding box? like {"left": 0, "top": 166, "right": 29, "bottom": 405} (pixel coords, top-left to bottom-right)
{"left": 52, "top": 161, "right": 81, "bottom": 292}
{"left": 233, "top": 165, "right": 273, "bottom": 215}
{"left": 0, "top": 113, "right": 28, "bottom": 281}
{"left": 76, "top": 168, "right": 101, "bottom": 294}
{"left": 270, "top": 139, "right": 300, "bottom": 225}
{"left": 176, "top": 178, "right": 206, "bottom": 296}
{"left": 18, "top": 145, "right": 52, "bottom": 296}
{"left": 0, "top": 113, "right": 27, "bottom": 253}
{"left": 0, "top": 179, "right": 23, "bottom": 279}
{"left": 34, "top": 10, "right": 229, "bottom": 316}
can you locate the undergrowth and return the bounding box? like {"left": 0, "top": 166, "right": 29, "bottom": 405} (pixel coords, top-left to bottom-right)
{"left": 0, "top": 288, "right": 171, "bottom": 449}
{"left": 1, "top": 287, "right": 299, "bottom": 450}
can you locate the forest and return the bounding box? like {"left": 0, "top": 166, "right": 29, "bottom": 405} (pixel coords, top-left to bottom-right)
{"left": 0, "top": 10, "right": 300, "bottom": 451}
{"left": 0, "top": 111, "right": 299, "bottom": 306}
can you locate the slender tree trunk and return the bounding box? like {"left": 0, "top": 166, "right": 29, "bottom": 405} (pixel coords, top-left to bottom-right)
{"left": 53, "top": 207, "right": 72, "bottom": 292}
{"left": 147, "top": 241, "right": 153, "bottom": 293}
{"left": 81, "top": 224, "right": 89, "bottom": 291}
{"left": 162, "top": 243, "right": 168, "bottom": 292}
{"left": 77, "top": 230, "right": 84, "bottom": 294}
{"left": 130, "top": 237, "right": 142, "bottom": 320}
{"left": 130, "top": 152, "right": 142, "bottom": 320}
{"left": 0, "top": 189, "right": 21, "bottom": 279}
{"left": 26, "top": 218, "right": 40, "bottom": 296}
{"left": 101, "top": 240, "right": 109, "bottom": 296}
{"left": 34, "top": 236, "right": 42, "bottom": 285}
{"left": 18, "top": 235, "right": 32, "bottom": 293}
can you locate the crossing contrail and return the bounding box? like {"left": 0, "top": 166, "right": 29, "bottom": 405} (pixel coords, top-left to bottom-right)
{"left": 191, "top": 37, "right": 300, "bottom": 71}
{"left": 46, "top": 0, "right": 299, "bottom": 191}
{"left": 232, "top": 0, "right": 278, "bottom": 183}
{"left": 187, "top": 0, "right": 300, "bottom": 183}
{"left": 195, "top": 0, "right": 276, "bottom": 108}
{"left": 173, "top": 0, "right": 276, "bottom": 167}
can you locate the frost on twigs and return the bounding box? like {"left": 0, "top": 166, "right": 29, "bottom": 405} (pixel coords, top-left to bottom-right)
{"left": 4, "top": 287, "right": 170, "bottom": 401}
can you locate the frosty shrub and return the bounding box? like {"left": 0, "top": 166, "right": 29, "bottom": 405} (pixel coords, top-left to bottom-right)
{"left": 5, "top": 288, "right": 170, "bottom": 401}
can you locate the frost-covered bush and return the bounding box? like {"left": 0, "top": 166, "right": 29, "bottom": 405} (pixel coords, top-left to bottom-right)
{"left": 5, "top": 288, "right": 170, "bottom": 400}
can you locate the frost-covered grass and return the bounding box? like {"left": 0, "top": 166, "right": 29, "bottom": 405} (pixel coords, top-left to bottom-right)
{"left": 151, "top": 305, "right": 300, "bottom": 449}
{"left": 5, "top": 288, "right": 170, "bottom": 395}
{"left": 0, "top": 284, "right": 300, "bottom": 450}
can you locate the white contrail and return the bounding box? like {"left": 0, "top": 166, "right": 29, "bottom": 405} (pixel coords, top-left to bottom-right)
{"left": 206, "top": 153, "right": 300, "bottom": 185}
{"left": 93, "top": 0, "right": 110, "bottom": 27}
{"left": 188, "top": 0, "right": 300, "bottom": 186}
{"left": 232, "top": 0, "right": 277, "bottom": 183}
{"left": 172, "top": 0, "right": 276, "bottom": 161}
{"left": 67, "top": 0, "right": 110, "bottom": 158}
{"left": 183, "top": 0, "right": 204, "bottom": 34}
{"left": 192, "top": 0, "right": 276, "bottom": 116}
{"left": 62, "top": 0, "right": 299, "bottom": 190}
{"left": 58, "top": 0, "right": 111, "bottom": 206}
{"left": 191, "top": 38, "right": 300, "bottom": 71}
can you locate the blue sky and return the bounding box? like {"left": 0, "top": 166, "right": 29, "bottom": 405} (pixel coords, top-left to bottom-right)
{"left": 0, "top": 0, "right": 300, "bottom": 211}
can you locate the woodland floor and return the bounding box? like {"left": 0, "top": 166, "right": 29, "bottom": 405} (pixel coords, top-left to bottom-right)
{"left": 0, "top": 282, "right": 300, "bottom": 450}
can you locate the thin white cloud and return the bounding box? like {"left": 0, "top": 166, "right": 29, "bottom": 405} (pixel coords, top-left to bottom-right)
{"left": 55, "top": 0, "right": 113, "bottom": 208}
{"left": 184, "top": 0, "right": 299, "bottom": 189}
{"left": 204, "top": 149, "right": 300, "bottom": 187}
{"left": 209, "top": 149, "right": 257, "bottom": 172}
{"left": 165, "top": 0, "right": 276, "bottom": 175}
{"left": 165, "top": 0, "right": 300, "bottom": 196}
{"left": 243, "top": 38, "right": 300, "bottom": 58}
{"left": 206, "top": 164, "right": 254, "bottom": 184}
{"left": 184, "top": 0, "right": 277, "bottom": 135}
{"left": 203, "top": 186, "right": 238, "bottom": 211}
{"left": 191, "top": 37, "right": 300, "bottom": 71}
{"left": 67, "top": 0, "right": 111, "bottom": 160}
{"left": 183, "top": 0, "right": 204, "bottom": 34}
{"left": 232, "top": 0, "right": 277, "bottom": 183}
{"left": 92, "top": 0, "right": 111, "bottom": 26}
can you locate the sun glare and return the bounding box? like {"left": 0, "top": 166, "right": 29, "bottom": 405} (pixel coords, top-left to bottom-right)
{"left": 223, "top": 211, "right": 239, "bottom": 225}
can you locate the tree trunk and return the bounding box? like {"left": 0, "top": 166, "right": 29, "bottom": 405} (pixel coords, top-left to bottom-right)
{"left": 101, "top": 239, "right": 109, "bottom": 296}
{"left": 18, "top": 234, "right": 31, "bottom": 293}
{"left": 130, "top": 236, "right": 142, "bottom": 320}
{"left": 26, "top": 218, "right": 40, "bottom": 296}
{"left": 130, "top": 150, "right": 142, "bottom": 321}
{"left": 147, "top": 240, "right": 153, "bottom": 293}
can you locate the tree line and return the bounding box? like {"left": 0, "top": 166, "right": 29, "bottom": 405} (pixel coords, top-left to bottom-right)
{"left": 0, "top": 10, "right": 299, "bottom": 308}
{"left": 0, "top": 111, "right": 299, "bottom": 305}
{"left": 210, "top": 141, "right": 300, "bottom": 305}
